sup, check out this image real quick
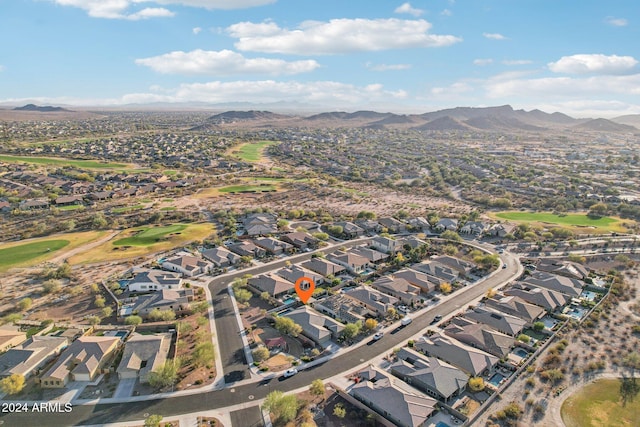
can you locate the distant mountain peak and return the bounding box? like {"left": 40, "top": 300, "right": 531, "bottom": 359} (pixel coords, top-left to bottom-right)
{"left": 13, "top": 104, "right": 71, "bottom": 112}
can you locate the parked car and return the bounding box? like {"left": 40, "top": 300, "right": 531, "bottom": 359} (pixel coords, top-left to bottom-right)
{"left": 400, "top": 316, "right": 412, "bottom": 326}
{"left": 431, "top": 314, "right": 443, "bottom": 324}
{"left": 283, "top": 368, "right": 298, "bottom": 378}
{"left": 373, "top": 332, "right": 384, "bottom": 341}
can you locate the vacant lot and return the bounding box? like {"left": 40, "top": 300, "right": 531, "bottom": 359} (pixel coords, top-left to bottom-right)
{"left": 561, "top": 378, "right": 639, "bottom": 427}
{"left": 69, "top": 223, "right": 214, "bottom": 264}
{"left": 0, "top": 154, "right": 130, "bottom": 169}
{"left": 492, "top": 211, "right": 630, "bottom": 233}
{"left": 0, "top": 231, "right": 106, "bottom": 272}
{"left": 232, "top": 140, "right": 277, "bottom": 162}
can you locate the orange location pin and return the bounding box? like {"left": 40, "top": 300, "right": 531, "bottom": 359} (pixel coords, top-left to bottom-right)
{"left": 294, "top": 276, "right": 315, "bottom": 304}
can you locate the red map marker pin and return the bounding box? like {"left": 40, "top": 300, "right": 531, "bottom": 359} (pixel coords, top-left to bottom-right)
{"left": 294, "top": 276, "right": 315, "bottom": 304}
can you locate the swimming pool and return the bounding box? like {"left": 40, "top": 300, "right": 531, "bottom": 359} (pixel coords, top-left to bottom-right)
{"left": 580, "top": 290, "right": 598, "bottom": 301}
{"left": 488, "top": 373, "right": 505, "bottom": 387}
{"left": 435, "top": 422, "right": 452, "bottom": 427}
{"left": 283, "top": 297, "right": 296, "bottom": 305}
{"left": 514, "top": 348, "right": 529, "bottom": 358}
{"left": 565, "top": 306, "right": 588, "bottom": 320}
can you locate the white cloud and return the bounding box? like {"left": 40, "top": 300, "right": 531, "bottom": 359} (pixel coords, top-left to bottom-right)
{"left": 483, "top": 32, "right": 507, "bottom": 40}
{"left": 118, "top": 80, "right": 409, "bottom": 106}
{"left": 53, "top": 0, "right": 174, "bottom": 19}
{"left": 51, "top": 0, "right": 274, "bottom": 19}
{"left": 192, "top": 27, "right": 202, "bottom": 35}
{"left": 394, "top": 3, "right": 424, "bottom": 17}
{"left": 548, "top": 54, "right": 638, "bottom": 75}
{"left": 228, "top": 18, "right": 462, "bottom": 55}
{"left": 473, "top": 58, "right": 493, "bottom": 66}
{"left": 135, "top": 49, "right": 320, "bottom": 75}
{"left": 366, "top": 62, "right": 412, "bottom": 71}
{"left": 605, "top": 16, "right": 628, "bottom": 27}
{"left": 431, "top": 82, "right": 473, "bottom": 95}
{"left": 502, "top": 59, "right": 532, "bottom": 66}
{"left": 441, "top": 9, "right": 452, "bottom": 16}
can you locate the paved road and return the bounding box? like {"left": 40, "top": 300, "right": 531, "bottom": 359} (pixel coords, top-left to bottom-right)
{"left": 0, "top": 252, "right": 519, "bottom": 427}
{"left": 230, "top": 407, "right": 264, "bottom": 427}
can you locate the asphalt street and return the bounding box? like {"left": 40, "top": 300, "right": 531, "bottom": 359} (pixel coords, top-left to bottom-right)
{"left": 0, "top": 252, "right": 519, "bottom": 427}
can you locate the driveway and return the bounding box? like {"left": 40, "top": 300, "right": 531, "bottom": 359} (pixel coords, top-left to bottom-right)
{"left": 113, "top": 378, "right": 137, "bottom": 399}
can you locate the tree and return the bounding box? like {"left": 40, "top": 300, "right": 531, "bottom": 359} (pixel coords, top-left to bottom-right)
{"left": 486, "top": 288, "right": 497, "bottom": 298}
{"left": 17, "top": 298, "right": 32, "bottom": 312}
{"left": 468, "top": 377, "right": 485, "bottom": 392}
{"left": 588, "top": 203, "right": 609, "bottom": 218}
{"left": 532, "top": 321, "right": 545, "bottom": 332}
{"left": 102, "top": 306, "right": 113, "bottom": 318}
{"left": 341, "top": 321, "right": 362, "bottom": 340}
{"left": 333, "top": 403, "right": 346, "bottom": 418}
{"left": 274, "top": 316, "right": 302, "bottom": 337}
{"left": 262, "top": 390, "right": 298, "bottom": 423}
{"left": 235, "top": 288, "right": 253, "bottom": 304}
{"left": 252, "top": 346, "right": 270, "bottom": 362}
{"left": 148, "top": 308, "right": 176, "bottom": 322}
{"left": 92, "top": 212, "right": 108, "bottom": 229}
{"left": 364, "top": 318, "right": 378, "bottom": 331}
{"left": 191, "top": 301, "right": 209, "bottom": 314}
{"left": 144, "top": 414, "right": 163, "bottom": 427}
{"left": 125, "top": 315, "right": 143, "bottom": 325}
{"left": 623, "top": 351, "right": 640, "bottom": 375}
{"left": 439, "top": 282, "right": 452, "bottom": 294}
{"left": 94, "top": 296, "right": 106, "bottom": 308}
{"left": 386, "top": 307, "right": 398, "bottom": 320}
{"left": 192, "top": 342, "right": 215, "bottom": 368}
{"left": 0, "top": 374, "right": 25, "bottom": 395}
{"left": 148, "top": 359, "right": 180, "bottom": 389}
{"left": 440, "top": 230, "right": 462, "bottom": 242}
{"left": 42, "top": 279, "right": 62, "bottom": 294}
{"left": 310, "top": 379, "right": 325, "bottom": 399}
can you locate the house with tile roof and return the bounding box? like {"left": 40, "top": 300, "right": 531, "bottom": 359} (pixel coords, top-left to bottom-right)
{"left": 300, "top": 258, "right": 345, "bottom": 277}
{"left": 414, "top": 332, "right": 498, "bottom": 376}
{"left": 371, "top": 276, "right": 422, "bottom": 305}
{"left": 282, "top": 306, "right": 344, "bottom": 348}
{"left": 248, "top": 273, "right": 295, "bottom": 298}
{"left": 128, "top": 269, "right": 183, "bottom": 293}
{"left": 444, "top": 317, "right": 514, "bottom": 358}
{"left": 117, "top": 332, "right": 172, "bottom": 383}
{"left": 463, "top": 307, "right": 526, "bottom": 337}
{"left": 0, "top": 336, "right": 68, "bottom": 379}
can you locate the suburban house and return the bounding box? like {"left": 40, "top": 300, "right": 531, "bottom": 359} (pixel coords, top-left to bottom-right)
{"left": 119, "top": 289, "right": 194, "bottom": 318}
{"left": 343, "top": 286, "right": 399, "bottom": 317}
{"left": 54, "top": 195, "right": 84, "bottom": 207}
{"left": 313, "top": 294, "right": 371, "bottom": 324}
{"left": 117, "top": 332, "right": 172, "bottom": 383}
{"left": 201, "top": 247, "right": 241, "bottom": 268}
{"left": 19, "top": 199, "right": 50, "bottom": 210}
{"left": 371, "top": 236, "right": 400, "bottom": 254}
{"left": 351, "top": 368, "right": 438, "bottom": 427}
{"left": 398, "top": 236, "right": 428, "bottom": 250}
{"left": 40, "top": 336, "right": 120, "bottom": 387}
{"left": 248, "top": 273, "right": 294, "bottom": 298}
{"left": 332, "top": 221, "right": 365, "bottom": 238}
{"left": 0, "top": 336, "right": 68, "bottom": 379}
{"left": 505, "top": 283, "right": 569, "bottom": 311}
{"left": 350, "top": 246, "right": 389, "bottom": 264}
{"left": 300, "top": 258, "right": 345, "bottom": 277}
{"left": 410, "top": 261, "right": 459, "bottom": 285}
{"left": 378, "top": 217, "right": 407, "bottom": 233}
{"left": 280, "top": 232, "right": 319, "bottom": 251}
{"left": 535, "top": 259, "right": 589, "bottom": 280}
{"left": 406, "top": 217, "right": 431, "bottom": 232}
{"left": 459, "top": 221, "right": 488, "bottom": 236}
{"left": 433, "top": 255, "right": 475, "bottom": 277}
{"left": 443, "top": 317, "right": 514, "bottom": 358}
{"left": 276, "top": 265, "right": 325, "bottom": 286}
{"left": 127, "top": 269, "right": 183, "bottom": 293}
{"left": 228, "top": 241, "right": 267, "bottom": 258}
{"left": 329, "top": 251, "right": 371, "bottom": 274}
{"left": 371, "top": 276, "right": 421, "bottom": 305}
{"left": 254, "top": 237, "right": 294, "bottom": 255}
{"left": 389, "top": 347, "right": 468, "bottom": 403}
{"left": 281, "top": 306, "right": 344, "bottom": 348}
{"left": 414, "top": 332, "right": 499, "bottom": 377}
{"left": 393, "top": 269, "right": 437, "bottom": 294}
{"left": 487, "top": 223, "right": 516, "bottom": 238}
{"left": 355, "top": 219, "right": 382, "bottom": 233}
{"left": 161, "top": 255, "right": 211, "bottom": 277}
{"left": 522, "top": 271, "right": 584, "bottom": 298}
{"left": 243, "top": 213, "right": 278, "bottom": 236}
{"left": 434, "top": 218, "right": 458, "bottom": 232}
{"left": 0, "top": 326, "right": 26, "bottom": 352}
{"left": 484, "top": 295, "right": 546, "bottom": 323}
{"left": 463, "top": 307, "right": 527, "bottom": 337}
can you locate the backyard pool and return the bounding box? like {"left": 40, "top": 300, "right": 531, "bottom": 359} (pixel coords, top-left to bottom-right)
{"left": 580, "top": 290, "right": 599, "bottom": 301}
{"left": 488, "top": 373, "right": 505, "bottom": 387}
{"left": 436, "top": 422, "right": 452, "bottom": 427}
{"left": 564, "top": 305, "right": 589, "bottom": 320}
{"left": 282, "top": 297, "right": 296, "bottom": 305}
{"left": 540, "top": 316, "right": 558, "bottom": 329}
{"left": 513, "top": 348, "right": 529, "bottom": 358}
{"left": 118, "top": 279, "right": 129, "bottom": 289}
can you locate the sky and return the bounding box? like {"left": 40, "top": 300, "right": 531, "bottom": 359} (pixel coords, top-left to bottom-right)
{"left": 1, "top": 0, "right": 639, "bottom": 117}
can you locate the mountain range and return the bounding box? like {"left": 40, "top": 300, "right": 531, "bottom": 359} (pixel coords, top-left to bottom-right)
{"left": 199, "top": 105, "right": 638, "bottom": 133}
